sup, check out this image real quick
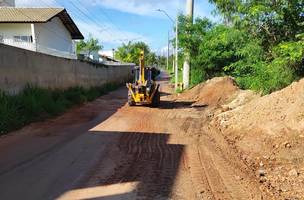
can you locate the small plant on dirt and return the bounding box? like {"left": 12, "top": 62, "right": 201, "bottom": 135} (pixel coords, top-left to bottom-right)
{"left": 175, "top": 88, "right": 184, "bottom": 94}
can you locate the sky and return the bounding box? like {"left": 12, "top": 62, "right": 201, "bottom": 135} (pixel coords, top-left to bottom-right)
{"left": 15, "top": 0, "right": 217, "bottom": 54}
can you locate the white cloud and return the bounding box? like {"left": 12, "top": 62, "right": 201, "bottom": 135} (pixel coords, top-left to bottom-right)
{"left": 16, "top": 0, "right": 215, "bottom": 19}
{"left": 155, "top": 44, "right": 175, "bottom": 56}
{"left": 92, "top": 0, "right": 182, "bottom": 17}
{"left": 14, "top": 0, "right": 217, "bottom": 50}
{"left": 15, "top": 0, "right": 181, "bottom": 15}
{"left": 93, "top": 0, "right": 215, "bottom": 20}
{"left": 15, "top": 0, "right": 58, "bottom": 7}
{"left": 76, "top": 20, "right": 150, "bottom": 46}
{"left": 15, "top": 0, "right": 151, "bottom": 47}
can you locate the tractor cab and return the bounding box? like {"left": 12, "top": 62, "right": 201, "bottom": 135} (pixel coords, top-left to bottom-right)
{"left": 132, "top": 66, "right": 154, "bottom": 85}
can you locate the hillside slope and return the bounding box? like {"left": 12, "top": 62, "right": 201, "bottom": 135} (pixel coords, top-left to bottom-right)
{"left": 178, "top": 76, "right": 304, "bottom": 199}
{"left": 214, "top": 78, "right": 304, "bottom": 199}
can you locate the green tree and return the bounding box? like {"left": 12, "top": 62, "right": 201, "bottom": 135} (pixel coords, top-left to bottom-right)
{"left": 76, "top": 35, "right": 103, "bottom": 55}
{"left": 209, "top": 0, "right": 304, "bottom": 48}
{"left": 178, "top": 15, "right": 303, "bottom": 92}
{"left": 176, "top": 15, "right": 214, "bottom": 84}
{"left": 156, "top": 55, "right": 167, "bottom": 69}
{"left": 115, "top": 41, "right": 156, "bottom": 66}
{"left": 175, "top": 0, "right": 304, "bottom": 94}
{"left": 177, "top": 15, "right": 213, "bottom": 57}
{"left": 147, "top": 52, "right": 157, "bottom": 66}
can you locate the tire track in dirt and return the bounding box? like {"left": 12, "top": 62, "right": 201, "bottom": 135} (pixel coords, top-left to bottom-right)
{"left": 47, "top": 73, "right": 272, "bottom": 199}
{"left": 123, "top": 113, "right": 185, "bottom": 199}
{"left": 200, "top": 137, "right": 263, "bottom": 199}
{"left": 184, "top": 145, "right": 217, "bottom": 199}
{"left": 161, "top": 104, "right": 268, "bottom": 200}
{"left": 169, "top": 113, "right": 224, "bottom": 200}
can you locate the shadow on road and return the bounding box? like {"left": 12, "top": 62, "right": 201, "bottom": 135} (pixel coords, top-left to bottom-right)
{"left": 58, "top": 131, "right": 184, "bottom": 200}
{"left": 160, "top": 91, "right": 171, "bottom": 97}
{"left": 0, "top": 88, "right": 131, "bottom": 200}
{"left": 157, "top": 100, "right": 196, "bottom": 109}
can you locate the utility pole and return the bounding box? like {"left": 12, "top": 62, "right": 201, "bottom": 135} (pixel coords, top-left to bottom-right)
{"left": 167, "top": 31, "right": 169, "bottom": 70}
{"left": 156, "top": 9, "right": 179, "bottom": 90}
{"left": 175, "top": 17, "right": 178, "bottom": 90}
{"left": 183, "top": 0, "right": 194, "bottom": 89}
{"left": 112, "top": 48, "right": 115, "bottom": 59}
{"left": 172, "top": 31, "right": 175, "bottom": 73}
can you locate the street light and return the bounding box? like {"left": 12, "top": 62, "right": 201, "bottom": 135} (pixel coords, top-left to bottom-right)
{"left": 112, "top": 48, "right": 115, "bottom": 59}
{"left": 156, "top": 9, "right": 179, "bottom": 90}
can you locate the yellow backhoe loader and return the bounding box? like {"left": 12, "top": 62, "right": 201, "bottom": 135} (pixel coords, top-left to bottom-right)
{"left": 126, "top": 51, "right": 160, "bottom": 107}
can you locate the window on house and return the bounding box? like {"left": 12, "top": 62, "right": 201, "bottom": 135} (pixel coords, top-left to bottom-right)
{"left": 13, "top": 36, "right": 33, "bottom": 43}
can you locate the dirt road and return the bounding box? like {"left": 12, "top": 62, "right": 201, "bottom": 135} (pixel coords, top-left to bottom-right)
{"left": 0, "top": 72, "right": 270, "bottom": 200}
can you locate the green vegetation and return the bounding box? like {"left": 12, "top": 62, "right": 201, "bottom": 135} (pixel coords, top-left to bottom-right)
{"left": 170, "top": 70, "right": 183, "bottom": 84}
{"left": 76, "top": 34, "right": 103, "bottom": 55}
{"left": 156, "top": 55, "right": 167, "bottom": 69}
{"left": 177, "top": 0, "right": 304, "bottom": 94}
{"left": 0, "top": 84, "right": 119, "bottom": 135}
{"left": 115, "top": 41, "right": 158, "bottom": 66}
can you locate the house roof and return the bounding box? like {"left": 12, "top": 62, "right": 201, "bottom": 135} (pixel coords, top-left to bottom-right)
{"left": 0, "top": 8, "right": 84, "bottom": 39}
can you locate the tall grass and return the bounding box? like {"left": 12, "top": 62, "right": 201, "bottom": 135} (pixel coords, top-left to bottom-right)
{"left": 169, "top": 70, "right": 183, "bottom": 84}
{"left": 0, "top": 83, "right": 119, "bottom": 135}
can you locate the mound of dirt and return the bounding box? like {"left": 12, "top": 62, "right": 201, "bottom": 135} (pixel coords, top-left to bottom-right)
{"left": 179, "top": 76, "right": 240, "bottom": 107}
{"left": 173, "top": 75, "right": 304, "bottom": 198}
{"left": 214, "top": 78, "right": 304, "bottom": 199}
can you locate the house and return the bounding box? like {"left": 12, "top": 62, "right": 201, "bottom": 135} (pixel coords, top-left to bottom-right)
{"left": 78, "top": 50, "right": 102, "bottom": 62}
{"left": 99, "top": 53, "right": 120, "bottom": 64}
{"left": 99, "top": 49, "right": 120, "bottom": 64}
{"left": 99, "top": 50, "right": 115, "bottom": 59}
{"left": 78, "top": 50, "right": 120, "bottom": 64}
{"left": 0, "top": 1, "right": 84, "bottom": 59}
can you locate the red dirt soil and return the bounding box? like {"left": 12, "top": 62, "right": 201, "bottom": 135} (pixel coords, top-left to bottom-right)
{"left": 213, "top": 78, "right": 304, "bottom": 199}
{"left": 178, "top": 76, "right": 239, "bottom": 107}
{"left": 182, "top": 76, "right": 304, "bottom": 199}
{"left": 1, "top": 73, "right": 302, "bottom": 200}
{"left": 0, "top": 74, "right": 269, "bottom": 200}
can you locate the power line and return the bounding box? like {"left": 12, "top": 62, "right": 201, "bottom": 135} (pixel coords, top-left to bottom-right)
{"left": 30, "top": 0, "right": 146, "bottom": 46}
{"left": 28, "top": 0, "right": 87, "bottom": 43}
{"left": 72, "top": 0, "right": 127, "bottom": 42}
{"left": 67, "top": 0, "right": 137, "bottom": 44}
{"left": 39, "top": 0, "right": 93, "bottom": 29}
{"left": 13, "top": 8, "right": 75, "bottom": 45}
{"left": 38, "top": 0, "right": 114, "bottom": 45}
{"left": 39, "top": 0, "right": 111, "bottom": 42}
{"left": 72, "top": 0, "right": 147, "bottom": 44}
{"left": 75, "top": 0, "right": 124, "bottom": 37}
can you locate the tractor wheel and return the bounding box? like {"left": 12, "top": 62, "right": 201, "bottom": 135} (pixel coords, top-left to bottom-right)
{"left": 152, "top": 90, "right": 160, "bottom": 107}
{"left": 128, "top": 92, "right": 135, "bottom": 106}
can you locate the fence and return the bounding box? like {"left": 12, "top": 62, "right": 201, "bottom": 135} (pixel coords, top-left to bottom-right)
{"left": 0, "top": 43, "right": 134, "bottom": 94}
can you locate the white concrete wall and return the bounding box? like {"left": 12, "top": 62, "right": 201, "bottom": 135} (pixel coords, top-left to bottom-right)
{"left": 34, "top": 17, "right": 75, "bottom": 56}
{"left": 0, "top": 44, "right": 134, "bottom": 94}
{"left": 0, "top": 23, "right": 32, "bottom": 38}
{"left": 0, "top": 23, "right": 35, "bottom": 51}
{"left": 0, "top": 18, "right": 77, "bottom": 58}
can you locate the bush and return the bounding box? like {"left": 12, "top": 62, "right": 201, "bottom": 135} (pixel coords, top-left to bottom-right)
{"left": 177, "top": 10, "right": 304, "bottom": 94}
{"left": 235, "top": 62, "right": 295, "bottom": 94}
{"left": 188, "top": 23, "right": 303, "bottom": 94}
{"left": 0, "top": 83, "right": 120, "bottom": 135}
{"left": 190, "top": 26, "right": 256, "bottom": 84}
{"left": 235, "top": 40, "right": 303, "bottom": 94}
